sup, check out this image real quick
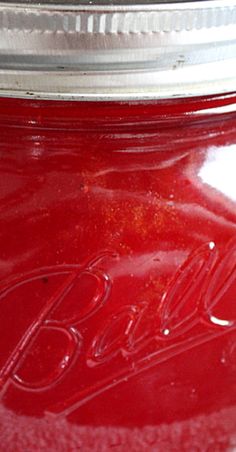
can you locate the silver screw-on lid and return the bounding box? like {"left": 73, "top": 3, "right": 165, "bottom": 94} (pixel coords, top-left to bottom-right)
{"left": 0, "top": 0, "right": 236, "bottom": 100}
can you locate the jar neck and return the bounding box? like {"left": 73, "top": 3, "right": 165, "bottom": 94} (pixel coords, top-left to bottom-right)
{"left": 0, "top": 93, "right": 236, "bottom": 130}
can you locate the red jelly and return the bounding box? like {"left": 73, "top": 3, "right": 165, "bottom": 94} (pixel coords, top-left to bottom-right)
{"left": 0, "top": 95, "right": 236, "bottom": 450}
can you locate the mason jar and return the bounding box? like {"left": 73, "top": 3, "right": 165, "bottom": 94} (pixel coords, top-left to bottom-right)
{"left": 0, "top": 1, "right": 236, "bottom": 450}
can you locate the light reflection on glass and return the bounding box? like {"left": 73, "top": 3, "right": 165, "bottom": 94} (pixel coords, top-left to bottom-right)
{"left": 199, "top": 145, "right": 236, "bottom": 202}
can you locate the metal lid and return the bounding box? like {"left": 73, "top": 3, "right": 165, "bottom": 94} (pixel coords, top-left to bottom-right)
{"left": 0, "top": 0, "right": 236, "bottom": 100}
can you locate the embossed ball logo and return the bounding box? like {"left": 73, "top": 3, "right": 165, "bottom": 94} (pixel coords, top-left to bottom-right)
{"left": 0, "top": 242, "right": 236, "bottom": 416}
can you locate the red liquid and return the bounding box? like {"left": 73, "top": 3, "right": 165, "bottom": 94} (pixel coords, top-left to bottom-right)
{"left": 0, "top": 95, "right": 236, "bottom": 450}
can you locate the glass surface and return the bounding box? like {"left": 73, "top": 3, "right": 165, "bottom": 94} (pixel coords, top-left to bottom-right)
{"left": 0, "top": 95, "right": 236, "bottom": 449}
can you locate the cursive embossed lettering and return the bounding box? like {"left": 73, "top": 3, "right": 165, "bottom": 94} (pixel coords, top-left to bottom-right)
{"left": 0, "top": 241, "right": 236, "bottom": 416}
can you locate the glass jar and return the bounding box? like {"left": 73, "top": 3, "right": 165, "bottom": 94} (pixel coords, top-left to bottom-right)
{"left": 0, "top": 1, "right": 236, "bottom": 450}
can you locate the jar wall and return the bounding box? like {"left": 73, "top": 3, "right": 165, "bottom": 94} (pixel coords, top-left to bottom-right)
{"left": 0, "top": 96, "right": 236, "bottom": 449}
